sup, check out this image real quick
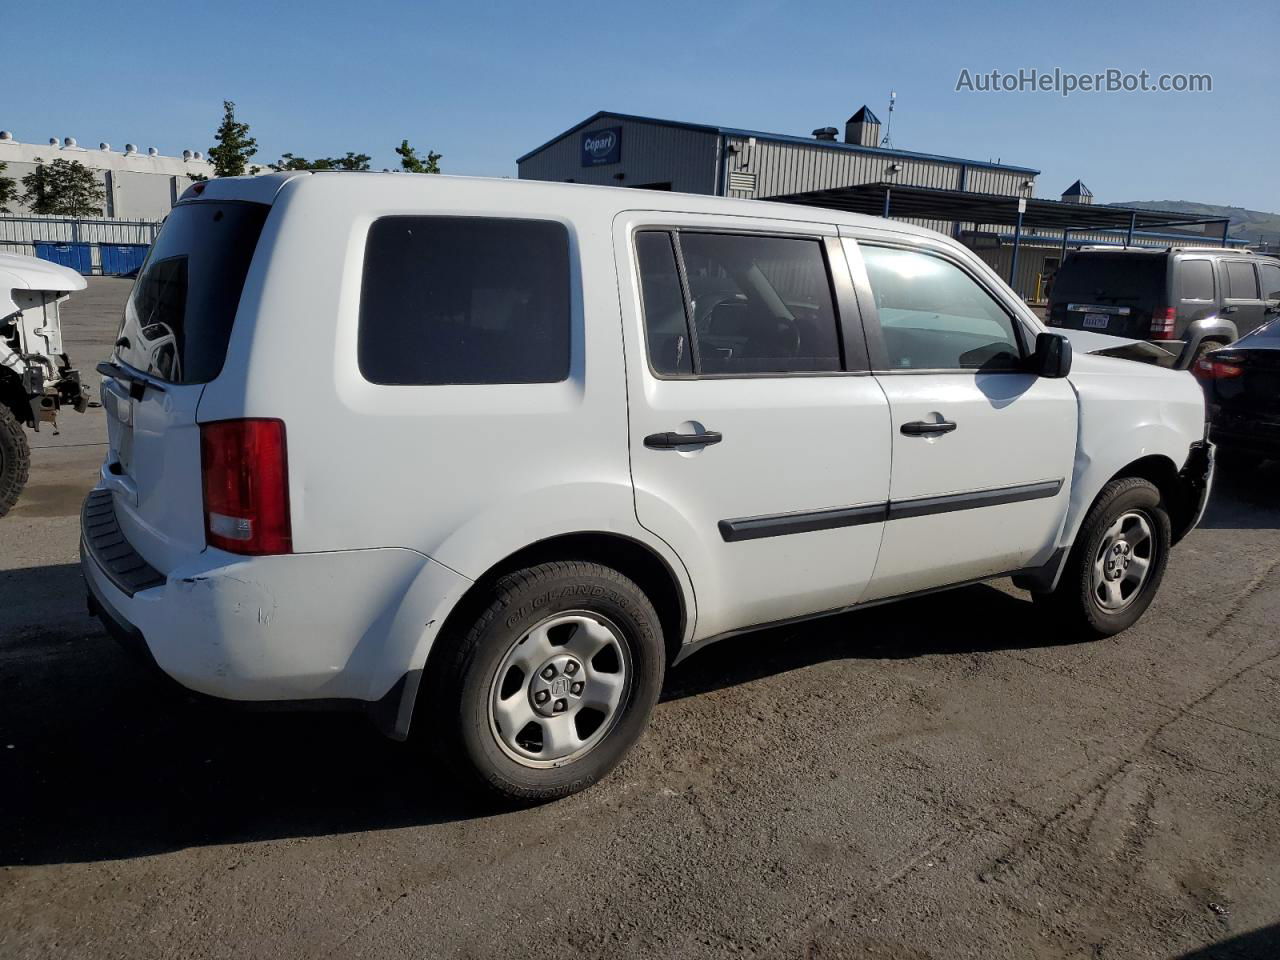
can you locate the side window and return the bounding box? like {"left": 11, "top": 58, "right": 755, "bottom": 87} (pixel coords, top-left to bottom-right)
{"left": 861, "top": 245, "right": 1023, "bottom": 371}
{"left": 1258, "top": 262, "right": 1280, "bottom": 301}
{"left": 1223, "top": 261, "right": 1260, "bottom": 300}
{"left": 1179, "top": 260, "right": 1215, "bottom": 301}
{"left": 635, "top": 232, "right": 693, "bottom": 375}
{"left": 358, "top": 216, "right": 571, "bottom": 385}
{"left": 678, "top": 233, "right": 842, "bottom": 375}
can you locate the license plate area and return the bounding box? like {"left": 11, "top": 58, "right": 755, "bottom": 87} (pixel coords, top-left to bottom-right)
{"left": 100, "top": 380, "right": 135, "bottom": 474}
{"left": 1083, "top": 313, "right": 1110, "bottom": 329}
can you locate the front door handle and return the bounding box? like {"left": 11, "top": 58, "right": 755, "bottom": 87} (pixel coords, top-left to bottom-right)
{"left": 901, "top": 420, "right": 957, "bottom": 437}
{"left": 644, "top": 430, "right": 723, "bottom": 449}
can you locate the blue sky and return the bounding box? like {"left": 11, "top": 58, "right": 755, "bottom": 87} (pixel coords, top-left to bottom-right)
{"left": 6, "top": 0, "right": 1277, "bottom": 210}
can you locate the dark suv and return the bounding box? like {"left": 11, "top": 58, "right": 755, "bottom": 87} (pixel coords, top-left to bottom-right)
{"left": 1048, "top": 248, "right": 1280, "bottom": 367}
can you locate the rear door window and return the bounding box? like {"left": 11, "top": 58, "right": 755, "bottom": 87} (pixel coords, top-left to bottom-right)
{"left": 359, "top": 217, "right": 571, "bottom": 385}
{"left": 1224, "top": 261, "right": 1260, "bottom": 300}
{"left": 677, "top": 233, "right": 842, "bottom": 375}
{"left": 1179, "top": 260, "right": 1215, "bottom": 301}
{"left": 1257, "top": 262, "right": 1280, "bottom": 301}
{"left": 115, "top": 201, "right": 269, "bottom": 384}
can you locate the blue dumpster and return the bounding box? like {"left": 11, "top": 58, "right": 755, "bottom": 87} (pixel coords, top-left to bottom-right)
{"left": 34, "top": 242, "right": 93, "bottom": 275}
{"left": 100, "top": 244, "right": 149, "bottom": 276}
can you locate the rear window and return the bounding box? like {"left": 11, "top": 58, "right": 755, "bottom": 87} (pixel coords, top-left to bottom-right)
{"left": 1052, "top": 252, "right": 1165, "bottom": 303}
{"left": 116, "top": 201, "right": 268, "bottom": 384}
{"left": 358, "top": 217, "right": 571, "bottom": 385}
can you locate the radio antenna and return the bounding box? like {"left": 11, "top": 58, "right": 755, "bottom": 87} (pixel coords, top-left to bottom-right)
{"left": 880, "top": 90, "right": 897, "bottom": 148}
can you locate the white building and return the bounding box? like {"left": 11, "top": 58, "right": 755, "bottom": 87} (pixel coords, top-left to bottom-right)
{"left": 0, "top": 130, "right": 214, "bottom": 220}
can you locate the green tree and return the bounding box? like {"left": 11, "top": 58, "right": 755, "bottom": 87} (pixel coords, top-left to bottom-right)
{"left": 268, "top": 151, "right": 371, "bottom": 172}
{"left": 207, "top": 100, "right": 258, "bottom": 177}
{"left": 21, "top": 158, "right": 106, "bottom": 216}
{"left": 0, "top": 161, "right": 17, "bottom": 213}
{"left": 396, "top": 139, "right": 442, "bottom": 174}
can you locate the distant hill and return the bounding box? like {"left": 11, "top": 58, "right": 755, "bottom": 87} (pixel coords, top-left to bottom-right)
{"left": 1111, "top": 200, "right": 1280, "bottom": 246}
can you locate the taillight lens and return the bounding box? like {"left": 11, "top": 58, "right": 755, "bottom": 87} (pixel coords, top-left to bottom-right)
{"left": 1193, "top": 357, "right": 1244, "bottom": 381}
{"left": 200, "top": 419, "right": 292, "bottom": 555}
{"left": 1150, "top": 307, "right": 1177, "bottom": 339}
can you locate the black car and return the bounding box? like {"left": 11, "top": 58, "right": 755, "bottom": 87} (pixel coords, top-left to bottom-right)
{"left": 1048, "top": 247, "right": 1280, "bottom": 368}
{"left": 1195, "top": 318, "right": 1280, "bottom": 464}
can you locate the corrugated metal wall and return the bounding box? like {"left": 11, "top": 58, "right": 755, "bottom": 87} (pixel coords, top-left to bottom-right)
{"left": 518, "top": 117, "right": 720, "bottom": 194}
{"left": 728, "top": 137, "right": 964, "bottom": 198}
{"left": 0, "top": 215, "right": 160, "bottom": 275}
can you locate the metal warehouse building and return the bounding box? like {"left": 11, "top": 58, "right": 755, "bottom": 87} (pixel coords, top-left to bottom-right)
{"left": 518, "top": 109, "right": 1240, "bottom": 298}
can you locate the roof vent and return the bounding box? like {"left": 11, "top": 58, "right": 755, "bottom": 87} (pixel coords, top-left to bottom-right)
{"left": 100, "top": 141, "right": 110, "bottom": 151}
{"left": 49, "top": 137, "right": 59, "bottom": 146}
{"left": 812, "top": 126, "right": 839, "bottom": 141}
{"left": 147, "top": 146, "right": 159, "bottom": 156}
{"left": 0, "top": 131, "right": 12, "bottom": 141}
{"left": 1061, "top": 179, "right": 1093, "bottom": 205}
{"left": 64, "top": 136, "right": 77, "bottom": 148}
{"left": 182, "top": 149, "right": 193, "bottom": 160}
{"left": 124, "top": 143, "right": 137, "bottom": 155}
{"left": 193, "top": 150, "right": 203, "bottom": 161}
{"left": 845, "top": 106, "right": 882, "bottom": 146}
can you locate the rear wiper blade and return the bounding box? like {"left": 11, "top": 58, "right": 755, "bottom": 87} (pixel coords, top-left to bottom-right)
{"left": 96, "top": 359, "right": 166, "bottom": 399}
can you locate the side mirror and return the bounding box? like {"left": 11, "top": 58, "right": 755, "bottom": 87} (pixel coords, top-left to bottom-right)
{"left": 1033, "top": 332, "right": 1072, "bottom": 378}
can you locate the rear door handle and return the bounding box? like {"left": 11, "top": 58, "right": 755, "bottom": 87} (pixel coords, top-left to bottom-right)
{"left": 901, "top": 420, "right": 957, "bottom": 437}
{"left": 644, "top": 430, "right": 723, "bottom": 449}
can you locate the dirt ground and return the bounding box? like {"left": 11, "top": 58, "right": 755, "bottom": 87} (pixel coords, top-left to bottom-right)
{"left": 1, "top": 278, "right": 1278, "bottom": 959}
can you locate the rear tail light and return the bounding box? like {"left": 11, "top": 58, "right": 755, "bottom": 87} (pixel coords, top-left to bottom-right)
{"left": 1193, "top": 357, "right": 1244, "bottom": 381}
{"left": 1150, "top": 307, "right": 1177, "bottom": 340}
{"left": 200, "top": 419, "right": 292, "bottom": 555}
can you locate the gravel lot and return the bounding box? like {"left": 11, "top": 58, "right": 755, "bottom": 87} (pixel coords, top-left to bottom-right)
{"left": 2, "top": 278, "right": 1279, "bottom": 959}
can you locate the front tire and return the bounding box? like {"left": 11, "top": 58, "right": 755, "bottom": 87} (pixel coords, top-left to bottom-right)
{"left": 0, "top": 404, "right": 31, "bottom": 518}
{"left": 420, "top": 561, "right": 665, "bottom": 803}
{"left": 1034, "top": 477, "right": 1171, "bottom": 637}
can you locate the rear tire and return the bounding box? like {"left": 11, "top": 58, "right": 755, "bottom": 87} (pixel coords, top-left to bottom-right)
{"left": 0, "top": 404, "right": 31, "bottom": 518}
{"left": 1033, "top": 477, "right": 1171, "bottom": 638}
{"left": 419, "top": 561, "right": 665, "bottom": 804}
{"left": 1188, "top": 340, "right": 1220, "bottom": 369}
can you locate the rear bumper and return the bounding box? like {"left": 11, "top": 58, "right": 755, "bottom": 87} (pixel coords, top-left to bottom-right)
{"left": 1210, "top": 408, "right": 1280, "bottom": 457}
{"left": 79, "top": 488, "right": 469, "bottom": 721}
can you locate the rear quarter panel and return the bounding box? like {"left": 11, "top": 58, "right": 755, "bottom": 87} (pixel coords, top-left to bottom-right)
{"left": 196, "top": 175, "right": 697, "bottom": 673}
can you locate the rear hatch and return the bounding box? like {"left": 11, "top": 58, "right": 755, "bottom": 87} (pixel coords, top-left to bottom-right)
{"left": 1048, "top": 251, "right": 1167, "bottom": 339}
{"left": 99, "top": 199, "right": 269, "bottom": 572}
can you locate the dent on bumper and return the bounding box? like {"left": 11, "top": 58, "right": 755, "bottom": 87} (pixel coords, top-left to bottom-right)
{"left": 1174, "top": 441, "right": 1215, "bottom": 543}
{"left": 81, "top": 539, "right": 469, "bottom": 704}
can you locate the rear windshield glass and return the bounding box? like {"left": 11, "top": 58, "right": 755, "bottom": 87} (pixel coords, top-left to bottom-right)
{"left": 115, "top": 201, "right": 269, "bottom": 384}
{"left": 1052, "top": 253, "right": 1165, "bottom": 303}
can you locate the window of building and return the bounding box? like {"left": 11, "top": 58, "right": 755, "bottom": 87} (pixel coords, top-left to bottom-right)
{"left": 861, "top": 244, "right": 1023, "bottom": 371}
{"left": 1179, "top": 260, "right": 1215, "bottom": 301}
{"left": 358, "top": 217, "right": 571, "bottom": 385}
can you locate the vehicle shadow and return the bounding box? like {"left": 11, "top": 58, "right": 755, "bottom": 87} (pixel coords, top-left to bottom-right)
{"left": 1177, "top": 922, "right": 1280, "bottom": 959}
{"left": 0, "top": 469, "right": 1270, "bottom": 867}
{"left": 1197, "top": 456, "right": 1280, "bottom": 531}
{"left": 664, "top": 578, "right": 1077, "bottom": 702}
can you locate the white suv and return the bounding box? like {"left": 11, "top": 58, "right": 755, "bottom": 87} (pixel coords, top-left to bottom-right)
{"left": 83, "top": 173, "right": 1213, "bottom": 801}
